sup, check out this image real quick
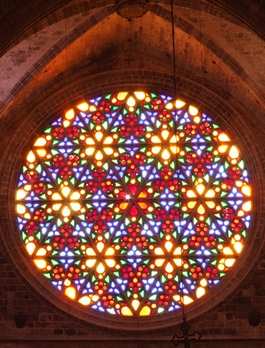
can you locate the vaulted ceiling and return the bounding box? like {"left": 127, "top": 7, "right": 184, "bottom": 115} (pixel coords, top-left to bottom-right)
{"left": 1, "top": 0, "right": 265, "bottom": 128}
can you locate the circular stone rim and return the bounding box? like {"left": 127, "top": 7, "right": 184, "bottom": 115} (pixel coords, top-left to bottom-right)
{"left": 2, "top": 90, "right": 263, "bottom": 331}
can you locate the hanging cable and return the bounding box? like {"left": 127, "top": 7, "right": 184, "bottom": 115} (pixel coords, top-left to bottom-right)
{"left": 170, "top": 0, "right": 183, "bottom": 317}
{"left": 170, "top": 2, "right": 202, "bottom": 346}
{"left": 171, "top": 0, "right": 177, "bottom": 97}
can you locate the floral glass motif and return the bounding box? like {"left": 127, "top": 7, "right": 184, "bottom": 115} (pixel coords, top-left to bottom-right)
{"left": 15, "top": 91, "right": 252, "bottom": 316}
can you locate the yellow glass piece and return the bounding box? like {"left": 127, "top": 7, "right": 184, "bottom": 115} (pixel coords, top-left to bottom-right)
{"left": 121, "top": 306, "right": 133, "bottom": 316}
{"left": 237, "top": 210, "right": 244, "bottom": 217}
{"left": 63, "top": 120, "right": 70, "bottom": 127}
{"left": 139, "top": 191, "right": 147, "bottom": 198}
{"left": 196, "top": 287, "right": 206, "bottom": 298}
{"left": 34, "top": 259, "right": 47, "bottom": 269}
{"left": 205, "top": 189, "right": 215, "bottom": 198}
{"left": 127, "top": 96, "right": 136, "bottom": 107}
{"left": 16, "top": 189, "right": 27, "bottom": 200}
{"left": 187, "top": 201, "right": 196, "bottom": 209}
{"left": 224, "top": 258, "right": 236, "bottom": 267}
{"left": 151, "top": 135, "right": 161, "bottom": 144}
{"left": 77, "top": 102, "right": 89, "bottom": 111}
{"left": 196, "top": 184, "right": 205, "bottom": 195}
{"left": 26, "top": 151, "right": 35, "bottom": 163}
{"left": 78, "top": 296, "right": 91, "bottom": 305}
{"left": 170, "top": 145, "right": 179, "bottom": 154}
{"left": 104, "top": 147, "right": 114, "bottom": 155}
{"left": 218, "top": 145, "right": 228, "bottom": 153}
{"left": 173, "top": 258, "right": 182, "bottom": 267}
{"left": 173, "top": 294, "right": 180, "bottom": 302}
{"left": 65, "top": 109, "right": 75, "bottom": 120}
{"left": 161, "top": 149, "right": 170, "bottom": 160}
{"left": 24, "top": 184, "right": 31, "bottom": 191}
{"left": 70, "top": 191, "right": 81, "bottom": 200}
{"left": 197, "top": 204, "right": 205, "bottom": 215}
{"left": 89, "top": 105, "right": 97, "bottom": 112}
{"left": 34, "top": 137, "right": 47, "bottom": 146}
{"left": 120, "top": 202, "right": 129, "bottom": 210}
{"left": 134, "top": 91, "right": 145, "bottom": 100}
{"left": 26, "top": 242, "right": 36, "bottom": 255}
{"left": 104, "top": 136, "right": 113, "bottom": 145}
{"left": 161, "top": 129, "right": 169, "bottom": 140}
{"left": 86, "top": 138, "right": 95, "bottom": 145}
{"left": 187, "top": 190, "right": 196, "bottom": 198}
{"left": 16, "top": 204, "right": 26, "bottom": 214}
{"left": 86, "top": 259, "right": 96, "bottom": 268}
{"left": 223, "top": 247, "right": 234, "bottom": 255}
{"left": 175, "top": 99, "right": 186, "bottom": 108}
{"left": 165, "top": 262, "right": 174, "bottom": 273}
{"left": 151, "top": 146, "right": 161, "bottom": 155}
{"left": 65, "top": 286, "right": 76, "bottom": 299}
{"left": 206, "top": 201, "right": 215, "bottom": 209}
{"left": 170, "top": 134, "right": 179, "bottom": 143}
{"left": 183, "top": 296, "right": 194, "bottom": 305}
{"left": 229, "top": 145, "right": 239, "bottom": 158}
{"left": 95, "top": 150, "right": 103, "bottom": 161}
{"left": 218, "top": 133, "right": 230, "bottom": 142}
{"left": 52, "top": 192, "right": 62, "bottom": 200}
{"left": 36, "top": 149, "right": 47, "bottom": 157}
{"left": 85, "top": 148, "right": 95, "bottom": 156}
{"left": 233, "top": 241, "right": 243, "bottom": 254}
{"left": 173, "top": 247, "right": 181, "bottom": 255}
{"left": 52, "top": 203, "right": 62, "bottom": 211}
{"left": 92, "top": 295, "right": 100, "bottom": 302}
{"left": 242, "top": 201, "right": 251, "bottom": 212}
{"left": 62, "top": 206, "right": 71, "bottom": 217}
{"left": 105, "top": 259, "right": 116, "bottom": 267}
{"left": 165, "top": 102, "right": 173, "bottom": 110}
{"left": 95, "top": 131, "right": 103, "bottom": 142}
{"left": 154, "top": 247, "right": 164, "bottom": 255}
{"left": 117, "top": 92, "right": 128, "bottom": 101}
{"left": 61, "top": 186, "right": 70, "bottom": 197}
{"left": 188, "top": 105, "right": 198, "bottom": 116}
{"left": 154, "top": 259, "right": 165, "bottom": 267}
{"left": 200, "top": 278, "right": 208, "bottom": 287}
{"left": 105, "top": 247, "right": 115, "bottom": 256}
{"left": 96, "top": 262, "right": 105, "bottom": 274}
{"left": 138, "top": 202, "right": 148, "bottom": 209}
{"left": 97, "top": 242, "right": 105, "bottom": 253}
{"left": 132, "top": 299, "right": 140, "bottom": 311}
{"left": 36, "top": 248, "right": 47, "bottom": 256}
{"left": 165, "top": 241, "right": 173, "bottom": 252}
{"left": 70, "top": 202, "right": 81, "bottom": 212}
{"left": 139, "top": 306, "right": 151, "bottom": 316}
{"left": 64, "top": 279, "right": 71, "bottom": 286}
{"left": 194, "top": 116, "right": 201, "bottom": 124}
{"left": 218, "top": 263, "right": 225, "bottom": 271}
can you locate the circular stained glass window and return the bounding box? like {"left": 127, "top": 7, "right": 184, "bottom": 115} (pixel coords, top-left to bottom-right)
{"left": 15, "top": 91, "right": 252, "bottom": 317}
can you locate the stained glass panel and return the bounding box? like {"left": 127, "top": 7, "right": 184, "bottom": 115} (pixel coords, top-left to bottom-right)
{"left": 15, "top": 91, "right": 252, "bottom": 316}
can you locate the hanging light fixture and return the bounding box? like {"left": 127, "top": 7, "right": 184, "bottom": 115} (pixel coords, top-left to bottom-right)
{"left": 172, "top": 315, "right": 201, "bottom": 347}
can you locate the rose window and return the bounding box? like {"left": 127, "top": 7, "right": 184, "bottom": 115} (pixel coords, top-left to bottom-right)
{"left": 15, "top": 91, "right": 252, "bottom": 317}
